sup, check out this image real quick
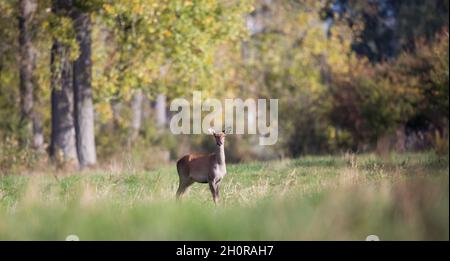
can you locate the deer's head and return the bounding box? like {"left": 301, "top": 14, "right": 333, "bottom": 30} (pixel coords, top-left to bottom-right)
{"left": 209, "top": 128, "right": 228, "bottom": 146}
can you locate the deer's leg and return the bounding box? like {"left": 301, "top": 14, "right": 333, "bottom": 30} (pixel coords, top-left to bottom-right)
{"left": 176, "top": 176, "right": 194, "bottom": 199}
{"left": 209, "top": 179, "right": 220, "bottom": 204}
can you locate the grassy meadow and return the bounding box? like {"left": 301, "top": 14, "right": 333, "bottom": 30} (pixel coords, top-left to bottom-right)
{"left": 0, "top": 152, "right": 448, "bottom": 240}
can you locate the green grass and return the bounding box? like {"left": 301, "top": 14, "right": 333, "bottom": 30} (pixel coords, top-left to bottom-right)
{"left": 0, "top": 152, "right": 448, "bottom": 240}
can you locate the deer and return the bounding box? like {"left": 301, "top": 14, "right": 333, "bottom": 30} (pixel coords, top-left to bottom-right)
{"left": 176, "top": 128, "right": 227, "bottom": 204}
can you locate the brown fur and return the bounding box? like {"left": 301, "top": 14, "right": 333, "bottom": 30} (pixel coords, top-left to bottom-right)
{"left": 176, "top": 131, "right": 227, "bottom": 203}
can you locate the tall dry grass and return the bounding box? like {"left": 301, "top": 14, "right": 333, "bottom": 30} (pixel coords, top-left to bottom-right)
{"left": 0, "top": 152, "right": 448, "bottom": 240}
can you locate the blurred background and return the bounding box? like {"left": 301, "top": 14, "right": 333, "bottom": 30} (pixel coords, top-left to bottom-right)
{"left": 0, "top": 0, "right": 448, "bottom": 173}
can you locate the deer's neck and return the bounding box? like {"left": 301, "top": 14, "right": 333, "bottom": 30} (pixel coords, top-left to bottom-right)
{"left": 215, "top": 144, "right": 226, "bottom": 166}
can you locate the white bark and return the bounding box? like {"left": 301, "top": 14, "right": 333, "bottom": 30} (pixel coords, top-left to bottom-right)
{"left": 155, "top": 93, "right": 167, "bottom": 129}
{"left": 73, "top": 10, "right": 96, "bottom": 167}
{"left": 128, "top": 89, "right": 144, "bottom": 145}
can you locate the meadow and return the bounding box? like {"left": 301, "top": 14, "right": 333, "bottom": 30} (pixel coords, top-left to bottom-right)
{"left": 0, "top": 152, "right": 448, "bottom": 240}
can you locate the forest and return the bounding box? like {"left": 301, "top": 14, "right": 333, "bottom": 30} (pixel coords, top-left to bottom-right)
{"left": 0, "top": 0, "right": 448, "bottom": 171}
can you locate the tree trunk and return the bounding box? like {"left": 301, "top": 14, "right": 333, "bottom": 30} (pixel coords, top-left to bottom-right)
{"left": 128, "top": 89, "right": 143, "bottom": 146}
{"left": 155, "top": 93, "right": 167, "bottom": 130}
{"left": 18, "top": 0, "right": 43, "bottom": 150}
{"left": 111, "top": 98, "right": 122, "bottom": 130}
{"left": 32, "top": 114, "right": 44, "bottom": 151}
{"left": 50, "top": 0, "right": 78, "bottom": 166}
{"left": 73, "top": 9, "right": 96, "bottom": 167}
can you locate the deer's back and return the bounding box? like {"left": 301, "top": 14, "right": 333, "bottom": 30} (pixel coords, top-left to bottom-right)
{"left": 177, "top": 153, "right": 215, "bottom": 183}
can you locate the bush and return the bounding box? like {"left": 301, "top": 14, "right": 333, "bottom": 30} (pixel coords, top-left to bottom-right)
{"left": 327, "top": 30, "right": 449, "bottom": 152}
{"left": 0, "top": 137, "right": 40, "bottom": 175}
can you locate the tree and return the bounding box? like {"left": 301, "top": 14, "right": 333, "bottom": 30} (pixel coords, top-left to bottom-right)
{"left": 50, "top": 0, "right": 78, "bottom": 165}
{"left": 18, "top": 0, "right": 43, "bottom": 150}
{"left": 241, "top": 0, "right": 354, "bottom": 155}
{"left": 128, "top": 89, "right": 144, "bottom": 146}
{"left": 324, "top": 0, "right": 449, "bottom": 62}
{"left": 155, "top": 93, "right": 167, "bottom": 130}
{"left": 92, "top": 0, "right": 251, "bottom": 146}
{"left": 73, "top": 5, "right": 96, "bottom": 167}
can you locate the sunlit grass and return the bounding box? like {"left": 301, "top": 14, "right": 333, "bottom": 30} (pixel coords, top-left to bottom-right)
{"left": 0, "top": 152, "right": 448, "bottom": 240}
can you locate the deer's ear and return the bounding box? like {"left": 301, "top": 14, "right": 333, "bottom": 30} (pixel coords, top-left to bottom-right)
{"left": 208, "top": 128, "right": 215, "bottom": 135}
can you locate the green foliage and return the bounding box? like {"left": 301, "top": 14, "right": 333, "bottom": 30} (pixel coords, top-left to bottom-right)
{"left": 0, "top": 1, "right": 20, "bottom": 141}
{"left": 329, "top": 59, "right": 417, "bottom": 147}
{"left": 0, "top": 0, "right": 448, "bottom": 161}
{"left": 242, "top": 0, "right": 448, "bottom": 155}
{"left": 239, "top": 0, "right": 356, "bottom": 155}
{"left": 92, "top": 0, "right": 252, "bottom": 102}
{"left": 398, "top": 31, "right": 449, "bottom": 121}
{"left": 90, "top": 0, "right": 253, "bottom": 148}
{"left": 328, "top": 30, "right": 449, "bottom": 150}
{"left": 1, "top": 0, "right": 53, "bottom": 144}
{"left": 0, "top": 137, "right": 40, "bottom": 175}
{"left": 46, "top": 14, "right": 79, "bottom": 61}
